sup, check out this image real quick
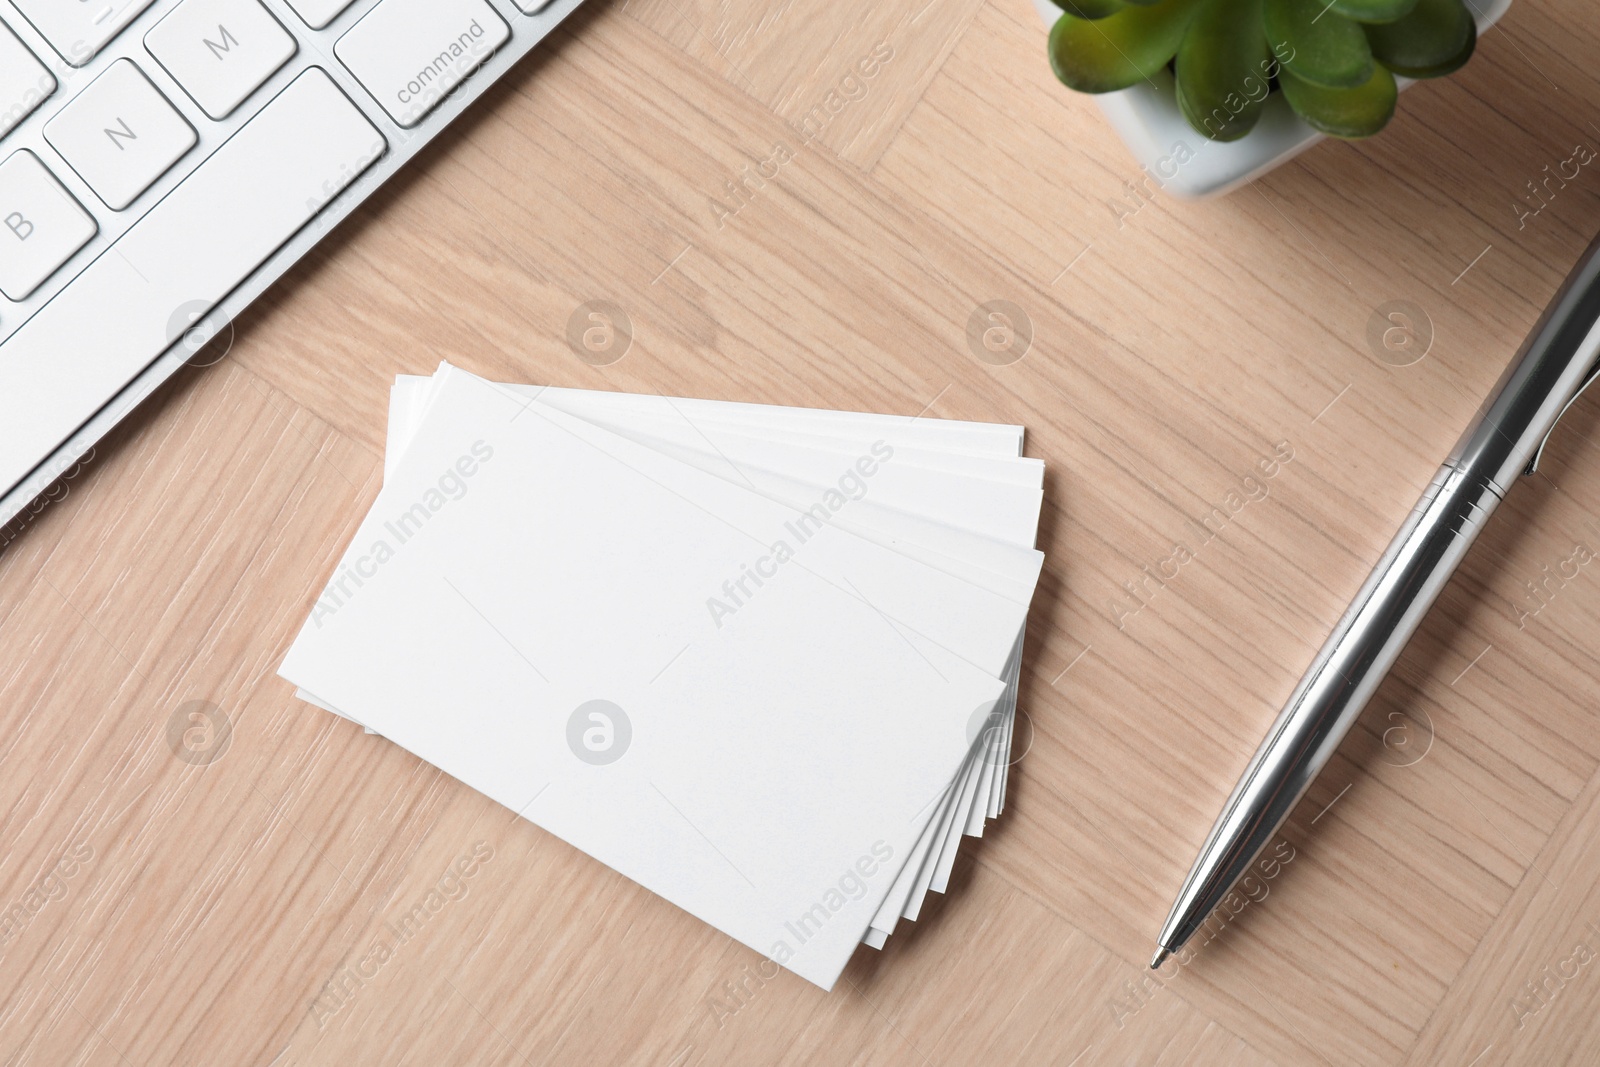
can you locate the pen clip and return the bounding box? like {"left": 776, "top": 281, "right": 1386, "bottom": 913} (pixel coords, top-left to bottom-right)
{"left": 1526, "top": 359, "right": 1600, "bottom": 477}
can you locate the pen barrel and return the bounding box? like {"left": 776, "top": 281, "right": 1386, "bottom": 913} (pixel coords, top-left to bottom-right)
{"left": 1448, "top": 231, "right": 1600, "bottom": 491}
{"left": 1160, "top": 230, "right": 1600, "bottom": 960}
{"left": 1158, "top": 462, "right": 1501, "bottom": 956}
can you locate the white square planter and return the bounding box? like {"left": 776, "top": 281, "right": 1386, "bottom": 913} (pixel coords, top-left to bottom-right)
{"left": 1032, "top": 0, "right": 1513, "bottom": 198}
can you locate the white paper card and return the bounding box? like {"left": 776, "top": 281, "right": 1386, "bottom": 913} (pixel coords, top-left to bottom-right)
{"left": 281, "top": 367, "right": 1020, "bottom": 988}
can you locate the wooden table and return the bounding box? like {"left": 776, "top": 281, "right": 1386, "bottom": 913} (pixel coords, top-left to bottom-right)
{"left": 4, "top": 0, "right": 1599, "bottom": 1061}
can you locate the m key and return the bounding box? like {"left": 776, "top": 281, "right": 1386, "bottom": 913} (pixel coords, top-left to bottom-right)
{"left": 145, "top": 0, "right": 298, "bottom": 119}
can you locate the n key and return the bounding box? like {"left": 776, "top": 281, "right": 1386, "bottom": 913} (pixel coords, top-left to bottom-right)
{"left": 46, "top": 61, "right": 198, "bottom": 211}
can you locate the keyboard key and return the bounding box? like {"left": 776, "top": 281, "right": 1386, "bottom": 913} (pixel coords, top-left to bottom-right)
{"left": 145, "top": 0, "right": 298, "bottom": 120}
{"left": 283, "top": 0, "right": 355, "bottom": 31}
{"left": 0, "top": 24, "right": 56, "bottom": 141}
{"left": 12, "top": 0, "right": 157, "bottom": 67}
{"left": 45, "top": 60, "right": 197, "bottom": 211}
{"left": 0, "top": 69, "right": 385, "bottom": 497}
{"left": 0, "top": 151, "right": 97, "bottom": 301}
{"left": 336, "top": 0, "right": 510, "bottom": 128}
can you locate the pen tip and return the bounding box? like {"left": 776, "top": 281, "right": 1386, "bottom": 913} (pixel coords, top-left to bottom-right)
{"left": 1150, "top": 946, "right": 1170, "bottom": 970}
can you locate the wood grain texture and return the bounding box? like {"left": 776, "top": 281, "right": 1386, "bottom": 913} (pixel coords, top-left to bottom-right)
{"left": 3, "top": 0, "right": 1599, "bottom": 1062}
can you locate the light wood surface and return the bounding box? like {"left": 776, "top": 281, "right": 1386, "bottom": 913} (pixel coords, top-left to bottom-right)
{"left": 4, "top": 0, "right": 1600, "bottom": 1062}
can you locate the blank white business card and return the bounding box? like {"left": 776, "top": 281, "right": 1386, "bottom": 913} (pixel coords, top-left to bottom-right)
{"left": 281, "top": 367, "right": 1024, "bottom": 988}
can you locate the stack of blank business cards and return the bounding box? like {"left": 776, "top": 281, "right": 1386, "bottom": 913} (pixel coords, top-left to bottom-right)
{"left": 280, "top": 364, "right": 1045, "bottom": 990}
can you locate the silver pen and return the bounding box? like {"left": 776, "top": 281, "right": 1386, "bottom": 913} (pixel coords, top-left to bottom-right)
{"left": 1153, "top": 233, "right": 1600, "bottom": 969}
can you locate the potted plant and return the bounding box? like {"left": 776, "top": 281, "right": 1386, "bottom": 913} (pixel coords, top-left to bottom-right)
{"left": 1034, "top": 0, "right": 1511, "bottom": 197}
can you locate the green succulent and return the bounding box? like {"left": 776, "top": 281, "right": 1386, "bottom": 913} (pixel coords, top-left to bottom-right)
{"left": 1047, "top": 0, "right": 1477, "bottom": 141}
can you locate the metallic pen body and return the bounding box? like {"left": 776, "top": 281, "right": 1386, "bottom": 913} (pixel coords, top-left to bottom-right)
{"left": 1155, "top": 234, "right": 1600, "bottom": 966}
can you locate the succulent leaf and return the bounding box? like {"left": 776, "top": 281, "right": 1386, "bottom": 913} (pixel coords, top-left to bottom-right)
{"left": 1326, "top": 0, "right": 1420, "bottom": 23}
{"left": 1264, "top": 0, "right": 1375, "bottom": 88}
{"left": 1048, "top": 0, "right": 1207, "bottom": 93}
{"left": 1364, "top": 0, "right": 1475, "bottom": 77}
{"left": 1175, "top": 0, "right": 1272, "bottom": 142}
{"left": 1045, "top": 0, "right": 1473, "bottom": 144}
{"left": 1279, "top": 61, "right": 1397, "bottom": 137}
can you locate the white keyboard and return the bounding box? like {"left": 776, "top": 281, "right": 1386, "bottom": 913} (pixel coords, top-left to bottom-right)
{"left": 0, "top": 0, "right": 584, "bottom": 527}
